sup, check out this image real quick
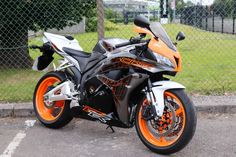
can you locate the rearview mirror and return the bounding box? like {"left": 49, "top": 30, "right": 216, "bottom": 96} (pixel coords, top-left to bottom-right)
{"left": 134, "top": 15, "right": 150, "bottom": 29}
{"left": 176, "top": 32, "right": 185, "bottom": 41}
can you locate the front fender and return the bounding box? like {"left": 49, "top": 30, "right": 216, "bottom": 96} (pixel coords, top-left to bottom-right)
{"left": 151, "top": 81, "right": 185, "bottom": 117}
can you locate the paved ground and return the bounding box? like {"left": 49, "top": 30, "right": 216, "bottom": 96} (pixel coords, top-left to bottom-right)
{"left": 0, "top": 113, "right": 236, "bottom": 157}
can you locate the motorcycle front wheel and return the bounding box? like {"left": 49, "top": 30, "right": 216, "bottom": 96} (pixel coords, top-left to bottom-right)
{"left": 135, "top": 89, "right": 197, "bottom": 154}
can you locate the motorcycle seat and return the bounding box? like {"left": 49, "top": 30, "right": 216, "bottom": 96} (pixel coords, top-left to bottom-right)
{"left": 62, "top": 47, "right": 106, "bottom": 73}
{"left": 62, "top": 47, "right": 91, "bottom": 58}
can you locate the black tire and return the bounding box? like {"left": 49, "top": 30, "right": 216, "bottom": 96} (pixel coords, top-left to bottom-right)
{"left": 135, "top": 89, "right": 197, "bottom": 154}
{"left": 33, "top": 71, "right": 73, "bottom": 129}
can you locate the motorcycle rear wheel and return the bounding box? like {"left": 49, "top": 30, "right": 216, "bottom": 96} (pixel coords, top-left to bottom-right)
{"left": 33, "top": 71, "right": 73, "bottom": 129}
{"left": 135, "top": 89, "right": 197, "bottom": 154}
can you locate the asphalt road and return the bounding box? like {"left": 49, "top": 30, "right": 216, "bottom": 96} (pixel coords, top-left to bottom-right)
{"left": 0, "top": 113, "right": 236, "bottom": 157}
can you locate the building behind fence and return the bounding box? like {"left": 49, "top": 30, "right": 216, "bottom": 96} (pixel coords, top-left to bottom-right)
{"left": 0, "top": 0, "right": 236, "bottom": 102}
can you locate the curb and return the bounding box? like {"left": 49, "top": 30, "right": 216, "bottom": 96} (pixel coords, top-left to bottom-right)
{"left": 196, "top": 105, "right": 236, "bottom": 114}
{"left": 0, "top": 103, "right": 35, "bottom": 118}
{"left": 0, "top": 104, "right": 236, "bottom": 118}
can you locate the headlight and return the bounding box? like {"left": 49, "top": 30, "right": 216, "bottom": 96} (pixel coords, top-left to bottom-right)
{"left": 153, "top": 53, "right": 174, "bottom": 68}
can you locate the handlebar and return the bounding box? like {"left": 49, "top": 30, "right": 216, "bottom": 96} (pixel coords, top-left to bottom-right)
{"left": 114, "top": 41, "right": 132, "bottom": 49}
{"left": 114, "top": 36, "right": 149, "bottom": 49}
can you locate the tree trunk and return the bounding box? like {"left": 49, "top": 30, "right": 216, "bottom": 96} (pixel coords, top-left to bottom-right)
{"left": 96, "top": 0, "right": 105, "bottom": 40}
{"left": 0, "top": 24, "right": 32, "bottom": 69}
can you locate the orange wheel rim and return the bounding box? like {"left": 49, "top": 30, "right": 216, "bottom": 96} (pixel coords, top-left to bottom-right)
{"left": 138, "top": 92, "right": 186, "bottom": 147}
{"left": 35, "top": 77, "right": 65, "bottom": 121}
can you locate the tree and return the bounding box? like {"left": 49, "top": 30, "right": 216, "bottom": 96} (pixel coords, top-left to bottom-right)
{"left": 0, "top": 0, "right": 96, "bottom": 68}
{"left": 105, "top": 8, "right": 116, "bottom": 19}
{"left": 176, "top": 0, "right": 186, "bottom": 12}
{"left": 212, "top": 0, "right": 233, "bottom": 17}
{"left": 185, "top": 1, "right": 194, "bottom": 7}
{"left": 233, "top": 0, "right": 236, "bottom": 17}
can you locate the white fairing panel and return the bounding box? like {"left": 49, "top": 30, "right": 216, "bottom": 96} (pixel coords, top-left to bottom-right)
{"left": 43, "top": 32, "right": 83, "bottom": 51}
{"left": 152, "top": 81, "right": 185, "bottom": 117}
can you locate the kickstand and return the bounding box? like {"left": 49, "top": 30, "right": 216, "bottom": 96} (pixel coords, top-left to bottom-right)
{"left": 106, "top": 125, "right": 115, "bottom": 133}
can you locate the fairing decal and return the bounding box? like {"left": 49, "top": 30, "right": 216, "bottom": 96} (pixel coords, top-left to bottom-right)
{"left": 99, "top": 57, "right": 157, "bottom": 73}
{"left": 119, "top": 57, "right": 154, "bottom": 69}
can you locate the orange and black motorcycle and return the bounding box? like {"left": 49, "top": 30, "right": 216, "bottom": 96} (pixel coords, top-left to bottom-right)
{"left": 30, "top": 15, "right": 196, "bottom": 154}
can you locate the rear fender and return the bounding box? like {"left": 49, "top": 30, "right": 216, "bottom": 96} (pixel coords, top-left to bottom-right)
{"left": 151, "top": 81, "right": 185, "bottom": 117}
{"left": 32, "top": 55, "right": 54, "bottom": 71}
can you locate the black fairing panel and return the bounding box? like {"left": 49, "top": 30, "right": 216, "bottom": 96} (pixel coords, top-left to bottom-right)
{"left": 93, "top": 41, "right": 107, "bottom": 54}
{"left": 84, "top": 77, "right": 116, "bottom": 114}
{"left": 142, "top": 48, "right": 157, "bottom": 62}
{"left": 66, "top": 67, "right": 81, "bottom": 86}
{"left": 83, "top": 53, "right": 106, "bottom": 73}
{"left": 97, "top": 73, "right": 149, "bottom": 126}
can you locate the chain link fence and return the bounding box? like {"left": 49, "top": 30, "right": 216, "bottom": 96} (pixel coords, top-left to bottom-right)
{"left": 0, "top": 0, "right": 236, "bottom": 102}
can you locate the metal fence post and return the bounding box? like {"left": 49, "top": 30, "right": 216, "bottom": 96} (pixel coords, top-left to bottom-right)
{"left": 221, "top": 17, "right": 224, "bottom": 33}
{"left": 233, "top": 1, "right": 236, "bottom": 34}
{"left": 200, "top": 6, "right": 203, "bottom": 28}
{"left": 205, "top": 6, "right": 208, "bottom": 30}
{"left": 233, "top": 17, "right": 235, "bottom": 34}
{"left": 97, "top": 0, "right": 105, "bottom": 40}
{"left": 212, "top": 11, "right": 215, "bottom": 32}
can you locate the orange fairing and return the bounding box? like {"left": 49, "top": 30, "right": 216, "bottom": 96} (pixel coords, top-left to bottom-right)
{"left": 133, "top": 26, "right": 153, "bottom": 37}
{"left": 148, "top": 38, "right": 182, "bottom": 72}
{"left": 134, "top": 26, "right": 182, "bottom": 72}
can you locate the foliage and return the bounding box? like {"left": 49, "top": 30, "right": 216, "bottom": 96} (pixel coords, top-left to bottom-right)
{"left": 105, "top": 20, "right": 119, "bottom": 31}
{"left": 211, "top": 0, "right": 234, "bottom": 17}
{"left": 0, "top": 0, "right": 96, "bottom": 32}
{"left": 105, "top": 8, "right": 117, "bottom": 19}
{"left": 212, "top": 0, "right": 232, "bottom": 17}
{"left": 86, "top": 17, "right": 119, "bottom": 32}
{"left": 86, "top": 8, "right": 119, "bottom": 32}
{"left": 185, "top": 1, "right": 194, "bottom": 7}
{"left": 176, "top": 0, "right": 186, "bottom": 13}
{"left": 0, "top": 0, "right": 96, "bottom": 68}
{"left": 175, "top": 0, "right": 196, "bottom": 14}
{"left": 105, "top": 8, "right": 124, "bottom": 23}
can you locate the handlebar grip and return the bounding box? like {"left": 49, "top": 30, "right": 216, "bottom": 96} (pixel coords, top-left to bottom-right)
{"left": 115, "top": 41, "right": 131, "bottom": 49}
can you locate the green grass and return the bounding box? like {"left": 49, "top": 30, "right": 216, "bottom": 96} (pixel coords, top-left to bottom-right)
{"left": 0, "top": 23, "right": 236, "bottom": 102}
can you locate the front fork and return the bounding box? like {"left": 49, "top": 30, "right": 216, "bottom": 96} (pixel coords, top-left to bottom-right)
{"left": 145, "top": 79, "right": 161, "bottom": 118}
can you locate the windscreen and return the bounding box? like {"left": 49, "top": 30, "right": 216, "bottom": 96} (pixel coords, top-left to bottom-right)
{"left": 149, "top": 22, "right": 177, "bottom": 52}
